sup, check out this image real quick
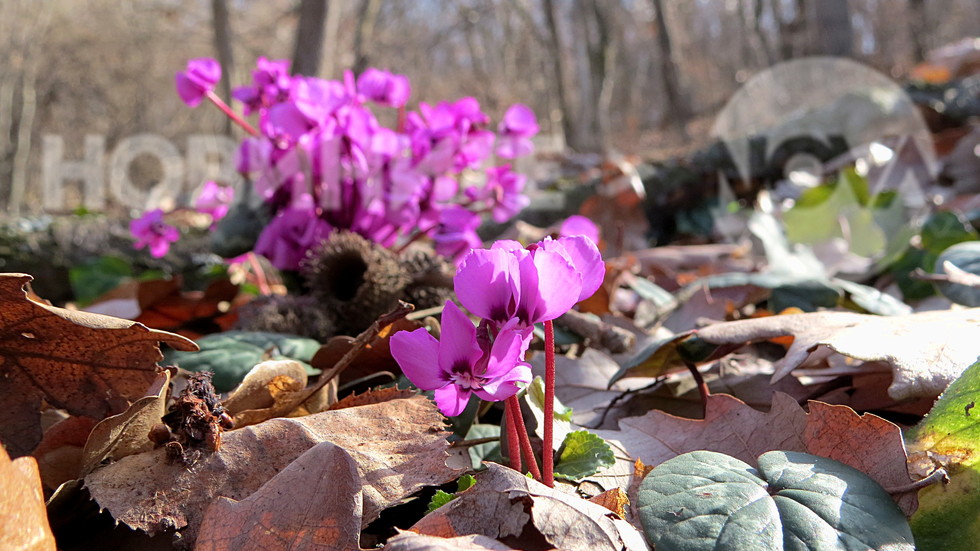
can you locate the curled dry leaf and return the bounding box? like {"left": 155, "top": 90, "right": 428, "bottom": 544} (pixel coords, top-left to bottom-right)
{"left": 31, "top": 415, "right": 97, "bottom": 490}
{"left": 695, "top": 308, "right": 980, "bottom": 400}
{"left": 594, "top": 392, "right": 918, "bottom": 516}
{"left": 411, "top": 463, "right": 649, "bottom": 551}
{"left": 0, "top": 447, "right": 56, "bottom": 551}
{"left": 386, "top": 532, "right": 517, "bottom": 550}
{"left": 85, "top": 395, "right": 459, "bottom": 547}
{"left": 0, "top": 273, "right": 197, "bottom": 458}
{"left": 194, "top": 442, "right": 362, "bottom": 551}
{"left": 78, "top": 370, "right": 171, "bottom": 477}
{"left": 220, "top": 360, "right": 335, "bottom": 428}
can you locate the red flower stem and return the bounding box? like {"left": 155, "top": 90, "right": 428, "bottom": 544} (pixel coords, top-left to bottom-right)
{"left": 543, "top": 319, "right": 556, "bottom": 487}
{"left": 206, "top": 90, "right": 260, "bottom": 136}
{"left": 505, "top": 397, "right": 522, "bottom": 473}
{"left": 507, "top": 394, "right": 542, "bottom": 481}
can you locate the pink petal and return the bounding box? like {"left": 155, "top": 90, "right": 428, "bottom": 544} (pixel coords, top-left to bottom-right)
{"left": 517, "top": 249, "right": 580, "bottom": 324}
{"left": 434, "top": 385, "right": 471, "bottom": 417}
{"left": 437, "top": 301, "right": 483, "bottom": 374}
{"left": 391, "top": 328, "right": 446, "bottom": 390}
{"left": 551, "top": 235, "right": 604, "bottom": 301}
{"left": 480, "top": 324, "right": 532, "bottom": 380}
{"left": 454, "top": 248, "right": 520, "bottom": 323}
{"left": 475, "top": 363, "right": 532, "bottom": 402}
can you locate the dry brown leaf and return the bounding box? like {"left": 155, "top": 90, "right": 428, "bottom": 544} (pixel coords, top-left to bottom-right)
{"left": 587, "top": 488, "right": 629, "bottom": 518}
{"left": 0, "top": 273, "right": 197, "bottom": 458}
{"left": 0, "top": 446, "right": 56, "bottom": 551}
{"left": 194, "top": 442, "right": 362, "bottom": 551}
{"left": 328, "top": 387, "right": 417, "bottom": 410}
{"left": 134, "top": 277, "right": 240, "bottom": 340}
{"left": 411, "top": 463, "right": 648, "bottom": 551}
{"left": 594, "top": 392, "right": 917, "bottom": 515}
{"left": 695, "top": 308, "right": 980, "bottom": 400}
{"left": 386, "top": 532, "right": 517, "bottom": 550}
{"left": 31, "top": 415, "right": 97, "bottom": 490}
{"left": 78, "top": 370, "right": 171, "bottom": 477}
{"left": 85, "top": 394, "right": 459, "bottom": 547}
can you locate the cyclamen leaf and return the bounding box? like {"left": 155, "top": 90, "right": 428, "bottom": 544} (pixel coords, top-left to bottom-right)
{"left": 427, "top": 490, "right": 456, "bottom": 513}
{"left": 554, "top": 430, "right": 615, "bottom": 481}
{"left": 637, "top": 450, "right": 913, "bottom": 551}
{"left": 907, "top": 356, "right": 980, "bottom": 550}
{"left": 164, "top": 330, "right": 321, "bottom": 392}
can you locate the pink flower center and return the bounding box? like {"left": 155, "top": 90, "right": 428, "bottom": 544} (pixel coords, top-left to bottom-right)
{"left": 450, "top": 370, "right": 480, "bottom": 390}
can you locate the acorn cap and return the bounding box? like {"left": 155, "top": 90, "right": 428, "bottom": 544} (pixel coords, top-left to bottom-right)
{"left": 399, "top": 249, "right": 455, "bottom": 310}
{"left": 302, "top": 231, "right": 410, "bottom": 334}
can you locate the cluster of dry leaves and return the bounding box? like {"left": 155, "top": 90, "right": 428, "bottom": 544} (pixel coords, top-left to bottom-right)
{"left": 0, "top": 209, "right": 974, "bottom": 550}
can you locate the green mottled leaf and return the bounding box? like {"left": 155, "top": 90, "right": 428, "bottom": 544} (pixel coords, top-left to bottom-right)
{"left": 934, "top": 241, "right": 980, "bottom": 307}
{"left": 164, "top": 331, "right": 321, "bottom": 392}
{"left": 426, "top": 474, "right": 477, "bottom": 513}
{"left": 553, "top": 430, "right": 615, "bottom": 481}
{"left": 637, "top": 450, "right": 913, "bottom": 551}
{"left": 908, "top": 356, "right": 980, "bottom": 550}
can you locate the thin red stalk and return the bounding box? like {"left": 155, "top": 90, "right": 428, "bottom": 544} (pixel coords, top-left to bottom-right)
{"left": 505, "top": 397, "right": 522, "bottom": 473}
{"left": 542, "top": 319, "right": 556, "bottom": 487}
{"left": 394, "top": 223, "right": 437, "bottom": 255}
{"left": 246, "top": 252, "right": 272, "bottom": 295}
{"left": 507, "top": 394, "right": 542, "bottom": 481}
{"left": 685, "top": 361, "right": 710, "bottom": 415}
{"left": 206, "top": 90, "right": 260, "bottom": 136}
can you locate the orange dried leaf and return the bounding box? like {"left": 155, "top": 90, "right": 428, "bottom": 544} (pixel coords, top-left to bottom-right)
{"left": 0, "top": 447, "right": 56, "bottom": 551}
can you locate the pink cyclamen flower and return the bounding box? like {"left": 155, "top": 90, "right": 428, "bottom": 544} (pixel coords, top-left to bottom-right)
{"left": 175, "top": 58, "right": 221, "bottom": 107}
{"left": 454, "top": 235, "right": 604, "bottom": 328}
{"left": 495, "top": 104, "right": 539, "bottom": 159}
{"left": 559, "top": 215, "right": 600, "bottom": 246}
{"left": 130, "top": 209, "right": 180, "bottom": 258}
{"left": 195, "top": 181, "right": 235, "bottom": 222}
{"left": 391, "top": 301, "right": 532, "bottom": 416}
{"left": 356, "top": 68, "right": 411, "bottom": 108}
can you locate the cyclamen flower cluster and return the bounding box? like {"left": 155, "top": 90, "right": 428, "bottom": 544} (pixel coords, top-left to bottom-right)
{"left": 129, "top": 181, "right": 235, "bottom": 258}
{"left": 174, "top": 57, "right": 539, "bottom": 270}
{"left": 391, "top": 235, "right": 603, "bottom": 416}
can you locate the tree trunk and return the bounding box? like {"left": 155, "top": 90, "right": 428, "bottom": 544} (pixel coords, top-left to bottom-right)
{"left": 352, "top": 0, "right": 382, "bottom": 75}
{"left": 542, "top": 0, "right": 575, "bottom": 151}
{"left": 211, "top": 0, "right": 234, "bottom": 135}
{"left": 907, "top": 0, "right": 928, "bottom": 63}
{"left": 810, "top": 0, "right": 853, "bottom": 57}
{"left": 648, "top": 0, "right": 690, "bottom": 128}
{"left": 291, "top": 0, "right": 329, "bottom": 77}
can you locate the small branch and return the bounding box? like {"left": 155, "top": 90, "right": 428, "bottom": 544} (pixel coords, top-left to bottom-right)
{"left": 685, "top": 361, "right": 710, "bottom": 415}
{"left": 555, "top": 310, "right": 636, "bottom": 354}
{"left": 886, "top": 468, "right": 949, "bottom": 495}
{"left": 912, "top": 264, "right": 980, "bottom": 288}
{"left": 450, "top": 437, "right": 500, "bottom": 448}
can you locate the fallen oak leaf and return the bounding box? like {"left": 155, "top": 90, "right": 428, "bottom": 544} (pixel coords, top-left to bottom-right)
{"left": 0, "top": 273, "right": 197, "bottom": 458}
{"left": 410, "top": 463, "right": 648, "bottom": 551}
{"left": 594, "top": 392, "right": 918, "bottom": 516}
{"left": 31, "top": 415, "right": 98, "bottom": 490}
{"left": 695, "top": 308, "right": 980, "bottom": 400}
{"left": 194, "top": 442, "right": 362, "bottom": 551}
{"left": 85, "top": 394, "right": 459, "bottom": 547}
{"left": 0, "top": 446, "right": 56, "bottom": 551}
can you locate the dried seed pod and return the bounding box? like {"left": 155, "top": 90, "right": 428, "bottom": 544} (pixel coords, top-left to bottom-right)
{"left": 302, "top": 231, "right": 410, "bottom": 334}
{"left": 234, "top": 294, "right": 336, "bottom": 341}
{"left": 400, "top": 249, "right": 455, "bottom": 310}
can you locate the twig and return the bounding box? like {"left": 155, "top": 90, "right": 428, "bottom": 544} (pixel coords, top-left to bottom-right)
{"left": 555, "top": 310, "right": 637, "bottom": 354}
{"left": 885, "top": 468, "right": 949, "bottom": 495}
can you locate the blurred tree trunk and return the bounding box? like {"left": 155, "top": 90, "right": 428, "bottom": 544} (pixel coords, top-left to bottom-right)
{"left": 811, "top": 0, "right": 853, "bottom": 57}
{"left": 211, "top": 0, "right": 234, "bottom": 135}
{"left": 352, "top": 0, "right": 382, "bottom": 75}
{"left": 774, "top": 0, "right": 808, "bottom": 59}
{"left": 542, "top": 0, "right": 575, "bottom": 151}
{"left": 648, "top": 0, "right": 690, "bottom": 129}
{"left": 588, "top": 0, "right": 616, "bottom": 150}
{"left": 291, "top": 0, "right": 328, "bottom": 76}
{"left": 907, "top": 0, "right": 927, "bottom": 63}
{"left": 320, "top": 1, "right": 341, "bottom": 77}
